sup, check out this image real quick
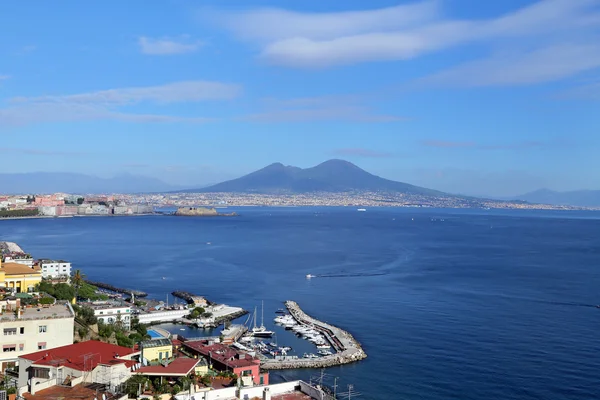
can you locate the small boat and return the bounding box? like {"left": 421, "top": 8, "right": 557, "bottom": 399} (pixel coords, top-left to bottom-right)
{"left": 306, "top": 274, "right": 316, "bottom": 279}
{"left": 357, "top": 208, "right": 366, "bottom": 212}
{"left": 275, "top": 308, "right": 286, "bottom": 314}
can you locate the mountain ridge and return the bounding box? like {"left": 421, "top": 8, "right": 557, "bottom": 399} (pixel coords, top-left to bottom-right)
{"left": 179, "top": 159, "right": 448, "bottom": 196}
{"left": 512, "top": 188, "right": 600, "bottom": 207}
{"left": 0, "top": 172, "right": 182, "bottom": 194}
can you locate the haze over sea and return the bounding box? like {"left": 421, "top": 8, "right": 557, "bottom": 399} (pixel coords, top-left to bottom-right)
{"left": 2, "top": 207, "right": 599, "bottom": 399}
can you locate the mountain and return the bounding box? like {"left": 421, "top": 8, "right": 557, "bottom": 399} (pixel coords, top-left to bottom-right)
{"left": 0, "top": 172, "right": 180, "bottom": 194}
{"left": 180, "top": 159, "right": 447, "bottom": 195}
{"left": 513, "top": 188, "right": 600, "bottom": 207}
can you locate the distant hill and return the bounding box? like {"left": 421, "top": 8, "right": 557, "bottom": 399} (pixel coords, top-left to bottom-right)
{"left": 0, "top": 172, "right": 180, "bottom": 194}
{"left": 179, "top": 159, "right": 448, "bottom": 195}
{"left": 513, "top": 189, "right": 600, "bottom": 207}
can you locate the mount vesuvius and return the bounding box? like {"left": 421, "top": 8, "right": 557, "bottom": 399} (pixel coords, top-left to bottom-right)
{"left": 180, "top": 159, "right": 447, "bottom": 196}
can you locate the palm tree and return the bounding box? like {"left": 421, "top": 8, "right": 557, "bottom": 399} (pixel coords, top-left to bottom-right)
{"left": 72, "top": 269, "right": 85, "bottom": 301}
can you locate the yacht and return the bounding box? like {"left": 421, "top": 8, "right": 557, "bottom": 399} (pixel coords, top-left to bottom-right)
{"left": 306, "top": 274, "right": 316, "bottom": 279}
{"left": 357, "top": 208, "right": 366, "bottom": 212}
{"left": 316, "top": 343, "right": 331, "bottom": 349}
{"left": 251, "top": 301, "right": 274, "bottom": 338}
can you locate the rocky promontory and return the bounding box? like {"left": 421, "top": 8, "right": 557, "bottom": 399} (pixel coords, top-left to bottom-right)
{"left": 174, "top": 207, "right": 237, "bottom": 217}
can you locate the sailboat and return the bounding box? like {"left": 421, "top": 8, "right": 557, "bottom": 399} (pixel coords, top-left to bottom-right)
{"left": 251, "top": 301, "right": 274, "bottom": 338}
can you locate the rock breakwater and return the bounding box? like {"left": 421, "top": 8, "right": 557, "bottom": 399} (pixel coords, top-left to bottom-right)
{"left": 261, "top": 300, "right": 367, "bottom": 370}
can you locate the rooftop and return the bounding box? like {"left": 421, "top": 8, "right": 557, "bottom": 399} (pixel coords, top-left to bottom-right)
{"left": 136, "top": 357, "right": 199, "bottom": 377}
{"left": 140, "top": 338, "right": 172, "bottom": 349}
{"left": 183, "top": 341, "right": 260, "bottom": 369}
{"left": 23, "top": 383, "right": 124, "bottom": 400}
{"left": 20, "top": 340, "right": 137, "bottom": 371}
{"left": 1, "top": 262, "right": 41, "bottom": 275}
{"left": 0, "top": 302, "right": 74, "bottom": 322}
{"left": 81, "top": 301, "right": 130, "bottom": 311}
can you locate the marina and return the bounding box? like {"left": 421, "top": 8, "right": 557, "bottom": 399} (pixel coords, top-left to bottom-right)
{"left": 261, "top": 301, "right": 367, "bottom": 370}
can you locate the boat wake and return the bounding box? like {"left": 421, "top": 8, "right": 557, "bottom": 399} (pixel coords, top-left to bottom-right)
{"left": 308, "top": 272, "right": 390, "bottom": 279}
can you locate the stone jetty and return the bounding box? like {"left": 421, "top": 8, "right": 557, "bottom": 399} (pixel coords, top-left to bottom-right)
{"left": 86, "top": 280, "right": 148, "bottom": 297}
{"left": 261, "top": 301, "right": 367, "bottom": 370}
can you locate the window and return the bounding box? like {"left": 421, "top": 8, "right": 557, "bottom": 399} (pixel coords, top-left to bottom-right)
{"left": 99, "top": 311, "right": 103, "bottom": 315}
{"left": 3, "top": 328, "right": 17, "bottom": 336}
{"left": 38, "top": 342, "right": 47, "bottom": 350}
{"left": 260, "top": 376, "right": 264, "bottom": 385}
{"left": 32, "top": 368, "right": 49, "bottom": 379}
{"left": 20, "top": 327, "right": 24, "bottom": 334}
{"left": 39, "top": 325, "right": 47, "bottom": 333}
{"left": 19, "top": 344, "right": 24, "bottom": 351}
{"left": 3, "top": 345, "right": 16, "bottom": 352}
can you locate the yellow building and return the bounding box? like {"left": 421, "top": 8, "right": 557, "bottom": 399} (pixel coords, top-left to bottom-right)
{"left": 0, "top": 258, "right": 42, "bottom": 293}
{"left": 140, "top": 338, "right": 173, "bottom": 363}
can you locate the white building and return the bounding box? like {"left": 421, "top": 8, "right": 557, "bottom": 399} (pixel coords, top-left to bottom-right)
{"left": 38, "top": 260, "right": 71, "bottom": 279}
{"left": 17, "top": 340, "right": 138, "bottom": 397}
{"left": 83, "top": 301, "right": 132, "bottom": 330}
{"left": 0, "top": 299, "right": 74, "bottom": 373}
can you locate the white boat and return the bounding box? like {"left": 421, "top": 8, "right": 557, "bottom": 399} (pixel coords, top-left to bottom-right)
{"left": 306, "top": 274, "right": 316, "bottom": 279}
{"left": 316, "top": 344, "right": 331, "bottom": 349}
{"left": 357, "top": 208, "right": 366, "bottom": 212}
{"left": 251, "top": 301, "right": 274, "bottom": 338}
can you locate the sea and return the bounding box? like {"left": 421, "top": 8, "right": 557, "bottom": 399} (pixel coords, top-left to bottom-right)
{"left": 2, "top": 207, "right": 600, "bottom": 399}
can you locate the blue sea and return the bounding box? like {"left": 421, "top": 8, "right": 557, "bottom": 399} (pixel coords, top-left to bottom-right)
{"left": 2, "top": 207, "right": 600, "bottom": 399}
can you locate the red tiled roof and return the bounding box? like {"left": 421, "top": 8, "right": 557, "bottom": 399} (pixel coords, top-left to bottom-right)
{"left": 183, "top": 341, "right": 259, "bottom": 369}
{"left": 136, "top": 357, "right": 199, "bottom": 376}
{"left": 22, "top": 383, "right": 120, "bottom": 400}
{"left": 20, "top": 341, "right": 137, "bottom": 371}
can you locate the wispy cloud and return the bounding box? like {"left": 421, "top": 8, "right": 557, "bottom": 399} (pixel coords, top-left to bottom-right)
{"left": 421, "top": 140, "right": 476, "bottom": 148}
{"left": 1, "top": 80, "right": 241, "bottom": 126}
{"left": 0, "top": 75, "right": 10, "bottom": 81}
{"left": 422, "top": 140, "right": 552, "bottom": 150}
{"left": 0, "top": 147, "right": 87, "bottom": 156}
{"left": 332, "top": 148, "right": 393, "bottom": 158}
{"left": 243, "top": 94, "right": 406, "bottom": 123}
{"left": 209, "top": 0, "right": 600, "bottom": 89}
{"left": 138, "top": 36, "right": 203, "bottom": 55}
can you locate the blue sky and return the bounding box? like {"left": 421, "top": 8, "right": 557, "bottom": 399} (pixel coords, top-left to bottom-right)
{"left": 1, "top": 0, "right": 599, "bottom": 196}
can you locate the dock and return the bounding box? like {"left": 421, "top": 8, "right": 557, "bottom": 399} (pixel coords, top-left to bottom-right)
{"left": 85, "top": 280, "right": 148, "bottom": 297}
{"left": 261, "top": 301, "right": 367, "bottom": 370}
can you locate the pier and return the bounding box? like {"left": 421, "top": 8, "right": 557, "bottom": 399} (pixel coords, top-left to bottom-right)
{"left": 261, "top": 301, "right": 367, "bottom": 370}
{"left": 85, "top": 280, "right": 148, "bottom": 297}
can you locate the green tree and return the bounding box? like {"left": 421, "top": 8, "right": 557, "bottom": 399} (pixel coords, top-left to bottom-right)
{"left": 72, "top": 269, "right": 85, "bottom": 300}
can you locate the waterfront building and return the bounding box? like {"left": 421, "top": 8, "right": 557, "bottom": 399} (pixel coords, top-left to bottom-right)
{"left": 37, "top": 260, "right": 71, "bottom": 279}
{"left": 174, "top": 380, "right": 333, "bottom": 400}
{"left": 0, "top": 260, "right": 42, "bottom": 293}
{"left": 17, "top": 340, "right": 138, "bottom": 397}
{"left": 0, "top": 299, "right": 74, "bottom": 374}
{"left": 81, "top": 301, "right": 132, "bottom": 330}
{"left": 183, "top": 341, "right": 269, "bottom": 386}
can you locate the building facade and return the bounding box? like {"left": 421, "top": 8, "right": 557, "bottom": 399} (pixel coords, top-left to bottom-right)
{"left": 0, "top": 261, "right": 42, "bottom": 293}
{"left": 83, "top": 301, "right": 132, "bottom": 330}
{"left": 0, "top": 299, "right": 74, "bottom": 373}
{"left": 38, "top": 260, "right": 71, "bottom": 279}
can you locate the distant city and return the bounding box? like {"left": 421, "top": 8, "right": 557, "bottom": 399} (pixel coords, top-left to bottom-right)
{"left": 0, "top": 191, "right": 587, "bottom": 219}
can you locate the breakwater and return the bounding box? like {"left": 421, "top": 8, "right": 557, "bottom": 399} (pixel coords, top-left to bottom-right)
{"left": 86, "top": 280, "right": 148, "bottom": 297}
{"left": 261, "top": 301, "right": 367, "bottom": 370}
{"left": 171, "top": 290, "right": 214, "bottom": 305}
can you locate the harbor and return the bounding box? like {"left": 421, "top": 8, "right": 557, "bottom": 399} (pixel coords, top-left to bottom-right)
{"left": 259, "top": 301, "right": 367, "bottom": 370}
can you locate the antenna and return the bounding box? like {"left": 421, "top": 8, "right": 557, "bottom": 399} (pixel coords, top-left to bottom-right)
{"left": 338, "top": 384, "right": 361, "bottom": 399}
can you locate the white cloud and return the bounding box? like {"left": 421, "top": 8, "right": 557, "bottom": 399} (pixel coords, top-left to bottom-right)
{"left": 1, "top": 80, "right": 240, "bottom": 126}
{"left": 139, "top": 36, "right": 203, "bottom": 55}
{"left": 211, "top": 0, "right": 600, "bottom": 81}
{"left": 243, "top": 94, "right": 405, "bottom": 123}
{"left": 420, "top": 43, "right": 600, "bottom": 87}
{"left": 12, "top": 81, "right": 241, "bottom": 105}
{"left": 0, "top": 75, "right": 9, "bottom": 81}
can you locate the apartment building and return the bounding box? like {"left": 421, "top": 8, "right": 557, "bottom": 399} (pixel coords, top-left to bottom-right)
{"left": 81, "top": 301, "right": 132, "bottom": 330}
{"left": 0, "top": 299, "right": 74, "bottom": 373}
{"left": 37, "top": 260, "right": 72, "bottom": 279}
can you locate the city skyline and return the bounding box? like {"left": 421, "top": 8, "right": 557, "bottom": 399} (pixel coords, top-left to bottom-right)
{"left": 1, "top": 0, "right": 599, "bottom": 196}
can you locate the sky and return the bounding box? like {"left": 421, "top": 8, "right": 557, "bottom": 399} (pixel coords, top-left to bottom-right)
{"left": 1, "top": 0, "right": 599, "bottom": 196}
